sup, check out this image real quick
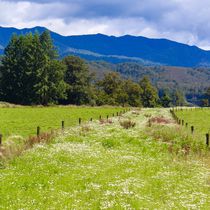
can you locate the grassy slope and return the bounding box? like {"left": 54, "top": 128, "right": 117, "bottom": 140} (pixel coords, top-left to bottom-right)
{"left": 0, "top": 106, "right": 123, "bottom": 141}
{"left": 1, "top": 108, "right": 210, "bottom": 209}
{"left": 176, "top": 108, "right": 210, "bottom": 135}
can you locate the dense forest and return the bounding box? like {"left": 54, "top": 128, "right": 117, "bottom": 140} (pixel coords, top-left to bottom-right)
{"left": 0, "top": 31, "right": 209, "bottom": 107}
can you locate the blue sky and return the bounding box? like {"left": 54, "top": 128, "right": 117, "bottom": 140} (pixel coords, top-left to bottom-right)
{"left": 0, "top": 0, "right": 210, "bottom": 49}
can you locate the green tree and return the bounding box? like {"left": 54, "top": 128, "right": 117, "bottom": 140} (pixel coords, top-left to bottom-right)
{"left": 39, "top": 30, "right": 58, "bottom": 59}
{"left": 63, "top": 56, "right": 93, "bottom": 105}
{"left": 172, "top": 90, "right": 186, "bottom": 106}
{"left": 34, "top": 60, "right": 67, "bottom": 105}
{"left": 95, "top": 73, "right": 142, "bottom": 107}
{"left": 123, "top": 79, "right": 142, "bottom": 107}
{"left": 205, "top": 87, "right": 210, "bottom": 106}
{"left": 201, "top": 99, "right": 209, "bottom": 107}
{"left": 0, "top": 31, "right": 67, "bottom": 105}
{"left": 139, "top": 76, "right": 158, "bottom": 107}
{"left": 160, "top": 89, "right": 172, "bottom": 107}
{"left": 96, "top": 72, "right": 123, "bottom": 106}
{"left": 0, "top": 33, "right": 45, "bottom": 104}
{"left": 97, "top": 72, "right": 122, "bottom": 95}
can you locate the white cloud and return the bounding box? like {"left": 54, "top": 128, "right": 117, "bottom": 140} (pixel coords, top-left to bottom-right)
{"left": 1, "top": 0, "right": 210, "bottom": 49}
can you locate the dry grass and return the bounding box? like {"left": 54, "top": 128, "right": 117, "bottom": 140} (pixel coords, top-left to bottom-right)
{"left": 99, "top": 118, "right": 113, "bottom": 124}
{"left": 120, "top": 120, "right": 136, "bottom": 129}
{"left": 132, "top": 111, "right": 140, "bottom": 115}
{"left": 0, "top": 130, "right": 57, "bottom": 160}
{"left": 149, "top": 116, "right": 173, "bottom": 124}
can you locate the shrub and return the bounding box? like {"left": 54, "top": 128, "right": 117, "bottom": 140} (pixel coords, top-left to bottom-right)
{"left": 120, "top": 120, "right": 136, "bottom": 129}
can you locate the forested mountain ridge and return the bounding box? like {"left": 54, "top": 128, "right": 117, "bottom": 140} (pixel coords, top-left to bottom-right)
{"left": 1, "top": 26, "right": 210, "bottom": 67}
{"left": 88, "top": 61, "right": 210, "bottom": 104}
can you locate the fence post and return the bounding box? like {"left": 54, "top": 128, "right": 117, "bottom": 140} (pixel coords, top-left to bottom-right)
{"left": 79, "top": 118, "right": 81, "bottom": 125}
{"left": 148, "top": 119, "right": 152, "bottom": 127}
{"left": 37, "top": 126, "right": 40, "bottom": 137}
{"left": 62, "top": 121, "right": 64, "bottom": 130}
{"left": 0, "top": 134, "right": 2, "bottom": 146}
{"left": 206, "top": 133, "right": 209, "bottom": 147}
{"left": 107, "top": 115, "right": 109, "bottom": 120}
{"left": 191, "top": 126, "right": 194, "bottom": 134}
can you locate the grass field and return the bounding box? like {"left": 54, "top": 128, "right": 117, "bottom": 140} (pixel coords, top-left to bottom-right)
{"left": 1, "top": 108, "right": 210, "bottom": 209}
{"left": 0, "top": 106, "right": 123, "bottom": 142}
{"left": 175, "top": 108, "right": 210, "bottom": 135}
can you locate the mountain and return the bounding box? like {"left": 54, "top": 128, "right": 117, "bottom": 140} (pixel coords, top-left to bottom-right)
{"left": 1, "top": 26, "right": 210, "bottom": 67}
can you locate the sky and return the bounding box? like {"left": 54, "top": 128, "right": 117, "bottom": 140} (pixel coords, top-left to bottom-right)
{"left": 0, "top": 0, "right": 210, "bottom": 50}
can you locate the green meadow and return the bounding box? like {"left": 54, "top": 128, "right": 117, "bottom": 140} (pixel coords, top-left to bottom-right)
{"left": 175, "top": 108, "right": 210, "bottom": 135}
{"left": 1, "top": 108, "right": 210, "bottom": 209}
{"left": 0, "top": 106, "right": 123, "bottom": 141}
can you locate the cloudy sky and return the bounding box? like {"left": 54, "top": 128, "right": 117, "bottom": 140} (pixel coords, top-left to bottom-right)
{"left": 0, "top": 0, "right": 210, "bottom": 49}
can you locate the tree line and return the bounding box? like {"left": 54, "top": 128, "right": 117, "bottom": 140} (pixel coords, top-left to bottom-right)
{"left": 0, "top": 31, "right": 186, "bottom": 107}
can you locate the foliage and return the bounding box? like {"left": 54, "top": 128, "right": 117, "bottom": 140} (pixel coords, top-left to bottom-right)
{"left": 89, "top": 61, "right": 210, "bottom": 105}
{"left": 171, "top": 90, "right": 186, "bottom": 106}
{"left": 34, "top": 60, "right": 67, "bottom": 105}
{"left": 204, "top": 87, "right": 210, "bottom": 106}
{"left": 0, "top": 32, "right": 188, "bottom": 107}
{"left": 139, "top": 76, "right": 159, "bottom": 107}
{"left": 0, "top": 32, "right": 66, "bottom": 105}
{"left": 95, "top": 72, "right": 143, "bottom": 107}
{"left": 159, "top": 89, "right": 172, "bottom": 107}
{"left": 63, "top": 56, "right": 93, "bottom": 105}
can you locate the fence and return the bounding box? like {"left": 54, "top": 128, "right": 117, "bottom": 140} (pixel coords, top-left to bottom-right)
{"left": 0, "top": 108, "right": 131, "bottom": 147}
{"left": 170, "top": 108, "right": 210, "bottom": 147}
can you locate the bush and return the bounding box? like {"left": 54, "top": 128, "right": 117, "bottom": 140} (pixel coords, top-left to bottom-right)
{"left": 120, "top": 120, "right": 136, "bottom": 129}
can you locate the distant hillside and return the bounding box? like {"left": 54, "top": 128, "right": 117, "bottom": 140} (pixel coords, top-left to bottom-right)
{"left": 1, "top": 26, "right": 210, "bottom": 67}
{"left": 88, "top": 61, "right": 210, "bottom": 103}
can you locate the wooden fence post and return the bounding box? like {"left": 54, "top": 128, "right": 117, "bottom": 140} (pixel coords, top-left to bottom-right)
{"left": 191, "top": 126, "right": 194, "bottom": 134}
{"left": 148, "top": 119, "right": 152, "bottom": 127}
{"left": 206, "top": 133, "right": 209, "bottom": 147}
{"left": 37, "top": 126, "right": 40, "bottom": 137}
{"left": 0, "top": 134, "right": 2, "bottom": 146}
{"left": 62, "top": 121, "right": 64, "bottom": 130}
